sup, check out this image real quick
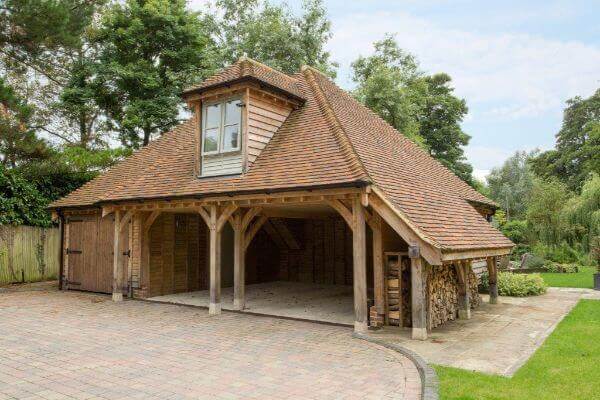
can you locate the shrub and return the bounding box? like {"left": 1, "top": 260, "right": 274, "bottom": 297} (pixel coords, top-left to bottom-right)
{"left": 497, "top": 272, "right": 547, "bottom": 296}
{"left": 531, "top": 242, "right": 587, "bottom": 265}
{"left": 541, "top": 261, "right": 578, "bottom": 273}
{"left": 481, "top": 272, "right": 547, "bottom": 297}
{"left": 521, "top": 254, "right": 545, "bottom": 269}
{"left": 501, "top": 219, "right": 529, "bottom": 244}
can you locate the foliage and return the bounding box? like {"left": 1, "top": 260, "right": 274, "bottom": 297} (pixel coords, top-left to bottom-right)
{"left": 92, "top": 0, "right": 218, "bottom": 148}
{"left": 214, "top": 0, "right": 337, "bottom": 77}
{"left": 501, "top": 219, "right": 529, "bottom": 244}
{"left": 526, "top": 179, "right": 572, "bottom": 246}
{"left": 435, "top": 300, "right": 600, "bottom": 400}
{"left": 0, "top": 164, "right": 51, "bottom": 226}
{"left": 531, "top": 242, "right": 587, "bottom": 265}
{"left": 480, "top": 271, "right": 547, "bottom": 296}
{"left": 560, "top": 173, "right": 600, "bottom": 255}
{"left": 487, "top": 150, "right": 537, "bottom": 220}
{"left": 351, "top": 34, "right": 473, "bottom": 183}
{"left": 0, "top": 77, "right": 50, "bottom": 167}
{"left": 541, "top": 262, "right": 578, "bottom": 274}
{"left": 0, "top": 0, "right": 107, "bottom": 149}
{"left": 531, "top": 89, "right": 600, "bottom": 192}
{"left": 498, "top": 272, "right": 547, "bottom": 296}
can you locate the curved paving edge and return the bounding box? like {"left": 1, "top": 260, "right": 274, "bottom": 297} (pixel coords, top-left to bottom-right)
{"left": 353, "top": 332, "right": 439, "bottom": 400}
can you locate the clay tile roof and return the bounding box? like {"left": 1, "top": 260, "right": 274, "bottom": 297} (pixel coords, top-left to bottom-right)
{"left": 183, "top": 56, "right": 305, "bottom": 101}
{"left": 51, "top": 60, "right": 512, "bottom": 252}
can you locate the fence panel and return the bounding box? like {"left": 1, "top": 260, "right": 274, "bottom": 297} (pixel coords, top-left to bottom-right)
{"left": 0, "top": 225, "right": 60, "bottom": 284}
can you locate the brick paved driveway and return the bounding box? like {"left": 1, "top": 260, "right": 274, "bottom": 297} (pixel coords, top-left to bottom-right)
{"left": 0, "top": 286, "right": 421, "bottom": 400}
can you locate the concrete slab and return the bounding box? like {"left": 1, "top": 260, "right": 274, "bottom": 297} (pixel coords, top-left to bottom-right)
{"left": 364, "top": 287, "right": 600, "bottom": 376}
{"left": 147, "top": 281, "right": 355, "bottom": 326}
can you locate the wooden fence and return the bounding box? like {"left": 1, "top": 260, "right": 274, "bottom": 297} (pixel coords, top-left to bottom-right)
{"left": 0, "top": 225, "right": 60, "bottom": 284}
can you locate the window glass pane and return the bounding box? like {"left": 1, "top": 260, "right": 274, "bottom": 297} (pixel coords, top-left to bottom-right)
{"left": 222, "top": 125, "right": 239, "bottom": 151}
{"left": 205, "top": 103, "right": 221, "bottom": 128}
{"left": 225, "top": 100, "right": 241, "bottom": 125}
{"left": 203, "top": 128, "right": 219, "bottom": 153}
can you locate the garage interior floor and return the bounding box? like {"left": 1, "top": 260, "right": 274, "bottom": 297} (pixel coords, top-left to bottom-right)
{"left": 147, "top": 281, "right": 355, "bottom": 326}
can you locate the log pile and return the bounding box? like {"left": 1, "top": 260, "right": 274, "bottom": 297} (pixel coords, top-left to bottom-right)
{"left": 386, "top": 257, "right": 401, "bottom": 326}
{"left": 468, "top": 268, "right": 482, "bottom": 308}
{"left": 427, "top": 264, "right": 459, "bottom": 330}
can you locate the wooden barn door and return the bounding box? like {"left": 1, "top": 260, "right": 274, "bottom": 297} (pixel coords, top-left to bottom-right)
{"left": 67, "top": 212, "right": 116, "bottom": 294}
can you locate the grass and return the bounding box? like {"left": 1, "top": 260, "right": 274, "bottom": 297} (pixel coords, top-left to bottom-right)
{"left": 539, "top": 266, "right": 596, "bottom": 289}
{"left": 435, "top": 299, "right": 600, "bottom": 400}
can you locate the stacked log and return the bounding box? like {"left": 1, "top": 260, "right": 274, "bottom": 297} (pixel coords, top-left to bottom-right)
{"left": 468, "top": 268, "right": 482, "bottom": 308}
{"left": 386, "top": 258, "right": 401, "bottom": 326}
{"left": 427, "top": 264, "right": 460, "bottom": 330}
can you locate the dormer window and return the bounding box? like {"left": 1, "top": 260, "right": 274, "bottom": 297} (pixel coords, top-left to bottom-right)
{"left": 202, "top": 99, "right": 242, "bottom": 155}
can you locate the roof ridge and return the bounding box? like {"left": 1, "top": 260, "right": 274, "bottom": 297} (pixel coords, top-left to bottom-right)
{"left": 239, "top": 55, "right": 299, "bottom": 82}
{"left": 301, "top": 67, "right": 371, "bottom": 183}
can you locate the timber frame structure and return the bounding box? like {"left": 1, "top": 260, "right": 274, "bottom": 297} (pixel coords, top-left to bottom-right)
{"left": 51, "top": 57, "right": 512, "bottom": 339}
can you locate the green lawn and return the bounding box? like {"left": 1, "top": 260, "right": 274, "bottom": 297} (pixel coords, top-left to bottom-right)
{"left": 540, "top": 266, "right": 596, "bottom": 289}
{"left": 435, "top": 299, "right": 600, "bottom": 400}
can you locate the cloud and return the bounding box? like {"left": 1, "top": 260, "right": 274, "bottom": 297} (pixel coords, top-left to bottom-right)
{"left": 328, "top": 10, "right": 600, "bottom": 120}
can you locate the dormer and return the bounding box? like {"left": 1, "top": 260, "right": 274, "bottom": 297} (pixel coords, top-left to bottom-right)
{"left": 183, "top": 57, "right": 305, "bottom": 178}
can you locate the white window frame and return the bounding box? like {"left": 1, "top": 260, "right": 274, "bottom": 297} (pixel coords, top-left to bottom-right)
{"left": 201, "top": 98, "right": 242, "bottom": 156}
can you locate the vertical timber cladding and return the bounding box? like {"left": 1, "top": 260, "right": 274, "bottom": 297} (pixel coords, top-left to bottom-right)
{"left": 147, "top": 213, "right": 208, "bottom": 297}
{"left": 66, "top": 210, "right": 128, "bottom": 294}
{"left": 245, "top": 217, "right": 356, "bottom": 286}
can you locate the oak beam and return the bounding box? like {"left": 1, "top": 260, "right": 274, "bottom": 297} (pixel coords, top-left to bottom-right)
{"left": 352, "top": 197, "right": 368, "bottom": 333}
{"left": 143, "top": 210, "right": 161, "bottom": 234}
{"left": 327, "top": 199, "right": 353, "bottom": 230}
{"left": 410, "top": 249, "right": 427, "bottom": 340}
{"left": 216, "top": 204, "right": 238, "bottom": 232}
{"left": 112, "top": 210, "right": 123, "bottom": 302}
{"left": 244, "top": 215, "right": 268, "bottom": 252}
{"left": 119, "top": 210, "right": 135, "bottom": 232}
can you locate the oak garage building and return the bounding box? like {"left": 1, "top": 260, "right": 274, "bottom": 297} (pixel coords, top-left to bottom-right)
{"left": 50, "top": 58, "right": 512, "bottom": 338}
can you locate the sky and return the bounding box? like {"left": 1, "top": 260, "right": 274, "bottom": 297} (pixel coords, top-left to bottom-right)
{"left": 191, "top": 0, "right": 600, "bottom": 180}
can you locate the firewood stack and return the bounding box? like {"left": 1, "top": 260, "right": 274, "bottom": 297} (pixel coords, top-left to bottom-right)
{"left": 386, "top": 257, "right": 401, "bottom": 326}
{"left": 468, "top": 268, "right": 482, "bottom": 308}
{"left": 427, "top": 265, "right": 460, "bottom": 330}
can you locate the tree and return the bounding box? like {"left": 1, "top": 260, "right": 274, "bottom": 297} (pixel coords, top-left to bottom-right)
{"left": 526, "top": 179, "right": 572, "bottom": 247}
{"left": 0, "top": 0, "right": 107, "bottom": 149}
{"left": 351, "top": 35, "right": 473, "bottom": 183}
{"left": 531, "top": 89, "right": 600, "bottom": 192}
{"left": 0, "top": 164, "right": 51, "bottom": 226}
{"left": 214, "top": 0, "right": 337, "bottom": 77}
{"left": 561, "top": 173, "right": 600, "bottom": 255}
{"left": 93, "top": 0, "right": 217, "bottom": 147}
{"left": 0, "top": 77, "right": 49, "bottom": 167}
{"left": 486, "top": 150, "right": 537, "bottom": 220}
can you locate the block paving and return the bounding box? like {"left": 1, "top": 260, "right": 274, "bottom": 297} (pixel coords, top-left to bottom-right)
{"left": 0, "top": 286, "right": 421, "bottom": 400}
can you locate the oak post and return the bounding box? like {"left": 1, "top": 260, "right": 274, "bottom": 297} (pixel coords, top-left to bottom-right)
{"left": 232, "top": 212, "right": 245, "bottom": 310}
{"left": 410, "top": 248, "right": 427, "bottom": 340}
{"left": 352, "top": 197, "right": 368, "bottom": 333}
{"left": 372, "top": 214, "right": 385, "bottom": 326}
{"left": 457, "top": 260, "right": 471, "bottom": 319}
{"left": 208, "top": 205, "right": 221, "bottom": 315}
{"left": 112, "top": 210, "right": 123, "bottom": 302}
{"left": 487, "top": 256, "right": 498, "bottom": 304}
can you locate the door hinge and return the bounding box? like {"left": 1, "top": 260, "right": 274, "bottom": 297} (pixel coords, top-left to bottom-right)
{"left": 122, "top": 250, "right": 131, "bottom": 257}
{"left": 66, "top": 248, "right": 82, "bottom": 254}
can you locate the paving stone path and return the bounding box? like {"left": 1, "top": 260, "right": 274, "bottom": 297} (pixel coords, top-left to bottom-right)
{"left": 0, "top": 288, "right": 421, "bottom": 400}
